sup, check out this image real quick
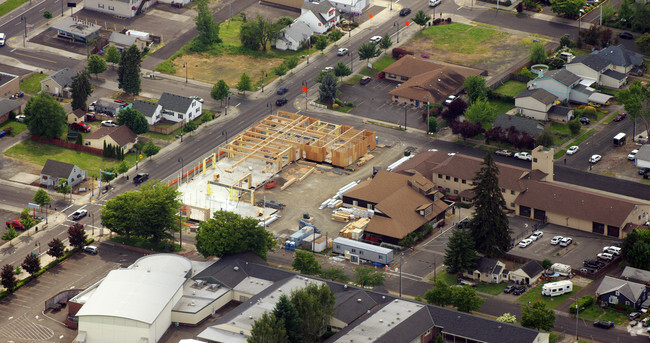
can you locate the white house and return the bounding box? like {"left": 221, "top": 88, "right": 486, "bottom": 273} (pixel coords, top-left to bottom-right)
{"left": 299, "top": 0, "right": 340, "bottom": 34}
{"left": 527, "top": 69, "right": 611, "bottom": 105}
{"left": 83, "top": 0, "right": 153, "bottom": 19}
{"left": 275, "top": 21, "right": 314, "bottom": 51}
{"left": 327, "top": 0, "right": 369, "bottom": 14}
{"left": 565, "top": 54, "right": 627, "bottom": 89}
{"left": 40, "top": 159, "right": 86, "bottom": 189}
{"left": 509, "top": 260, "right": 544, "bottom": 285}
{"left": 593, "top": 45, "right": 645, "bottom": 75}
{"left": 158, "top": 92, "right": 202, "bottom": 123}
{"left": 635, "top": 145, "right": 650, "bottom": 169}
{"left": 132, "top": 99, "right": 162, "bottom": 125}
{"left": 514, "top": 88, "right": 574, "bottom": 122}
{"left": 463, "top": 257, "right": 508, "bottom": 284}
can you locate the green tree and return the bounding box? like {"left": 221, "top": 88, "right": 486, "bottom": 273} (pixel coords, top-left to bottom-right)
{"left": 116, "top": 160, "right": 129, "bottom": 174}
{"left": 47, "top": 238, "right": 65, "bottom": 259}
{"left": 24, "top": 93, "right": 66, "bottom": 139}
{"left": 75, "top": 132, "right": 83, "bottom": 145}
{"left": 315, "top": 36, "right": 328, "bottom": 53}
{"left": 435, "top": 334, "right": 444, "bottom": 343}
{"left": 211, "top": 80, "right": 230, "bottom": 106}
{"left": 21, "top": 253, "right": 41, "bottom": 276}
{"left": 463, "top": 75, "right": 488, "bottom": 104}
{"left": 1, "top": 264, "right": 17, "bottom": 292}
{"left": 637, "top": 33, "right": 650, "bottom": 53}
{"left": 240, "top": 20, "right": 262, "bottom": 51}
{"left": 138, "top": 181, "right": 181, "bottom": 243}
{"left": 290, "top": 283, "right": 335, "bottom": 342}
{"left": 87, "top": 54, "right": 107, "bottom": 79}
{"left": 357, "top": 43, "right": 381, "bottom": 65}
{"left": 32, "top": 189, "right": 51, "bottom": 208}
{"left": 19, "top": 207, "right": 36, "bottom": 229}
{"left": 568, "top": 118, "right": 581, "bottom": 135}
{"left": 451, "top": 285, "right": 484, "bottom": 312}
{"left": 237, "top": 73, "right": 252, "bottom": 94}
{"left": 444, "top": 228, "right": 478, "bottom": 274}
{"left": 618, "top": 81, "right": 649, "bottom": 142}
{"left": 530, "top": 42, "right": 547, "bottom": 64}
{"left": 104, "top": 45, "right": 121, "bottom": 69}
{"left": 71, "top": 70, "right": 92, "bottom": 111}
{"left": 273, "top": 295, "right": 303, "bottom": 343}
{"left": 239, "top": 16, "right": 279, "bottom": 52}
{"left": 292, "top": 250, "right": 321, "bottom": 275}
{"left": 1, "top": 226, "right": 17, "bottom": 241}
{"left": 542, "top": 258, "right": 553, "bottom": 269}
{"left": 333, "top": 62, "right": 351, "bottom": 81}
{"left": 276, "top": 16, "right": 293, "bottom": 27}
{"left": 496, "top": 313, "right": 517, "bottom": 324}
{"left": 117, "top": 108, "right": 148, "bottom": 134}
{"left": 248, "top": 312, "right": 288, "bottom": 343}
{"left": 118, "top": 45, "right": 142, "bottom": 95}
{"left": 412, "top": 10, "right": 431, "bottom": 29}
{"left": 101, "top": 191, "right": 142, "bottom": 239}
{"left": 467, "top": 153, "right": 511, "bottom": 257}
{"left": 142, "top": 140, "right": 161, "bottom": 158}
{"left": 194, "top": 0, "right": 221, "bottom": 50}
{"left": 354, "top": 266, "right": 385, "bottom": 287}
{"left": 464, "top": 99, "right": 496, "bottom": 124}
{"left": 521, "top": 301, "right": 555, "bottom": 331}
{"left": 428, "top": 117, "right": 439, "bottom": 133}
{"left": 43, "top": 10, "right": 52, "bottom": 19}
{"left": 68, "top": 223, "right": 87, "bottom": 249}
{"left": 424, "top": 280, "right": 453, "bottom": 306}
{"left": 284, "top": 56, "right": 299, "bottom": 70}
{"left": 559, "top": 34, "right": 573, "bottom": 48}
{"left": 329, "top": 29, "right": 343, "bottom": 41}
{"left": 318, "top": 73, "right": 338, "bottom": 104}
{"left": 378, "top": 33, "right": 393, "bottom": 55}
{"left": 195, "top": 210, "right": 275, "bottom": 260}
{"left": 535, "top": 128, "right": 554, "bottom": 147}
{"left": 319, "top": 268, "right": 349, "bottom": 283}
{"left": 550, "top": 0, "right": 585, "bottom": 18}
{"left": 183, "top": 120, "right": 197, "bottom": 133}
{"left": 273, "top": 63, "right": 288, "bottom": 78}
{"left": 56, "top": 179, "right": 71, "bottom": 203}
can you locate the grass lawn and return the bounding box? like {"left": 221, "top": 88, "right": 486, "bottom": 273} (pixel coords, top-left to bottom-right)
{"left": 335, "top": 106, "right": 353, "bottom": 113}
{"left": 572, "top": 129, "right": 596, "bottom": 145}
{"left": 598, "top": 88, "right": 621, "bottom": 97}
{"left": 488, "top": 99, "right": 515, "bottom": 114}
{"left": 602, "top": 111, "right": 620, "bottom": 124}
{"left": 4, "top": 139, "right": 136, "bottom": 178}
{"left": 344, "top": 75, "right": 362, "bottom": 85}
{"left": 454, "top": 140, "right": 477, "bottom": 147}
{"left": 372, "top": 56, "right": 397, "bottom": 72}
{"left": 0, "top": 120, "right": 28, "bottom": 135}
{"left": 517, "top": 283, "right": 582, "bottom": 309}
{"left": 493, "top": 80, "right": 527, "bottom": 97}
{"left": 20, "top": 73, "right": 48, "bottom": 94}
{"left": 419, "top": 23, "right": 509, "bottom": 55}
{"left": 474, "top": 282, "right": 508, "bottom": 295}
{"left": 219, "top": 17, "right": 244, "bottom": 47}
{"left": 359, "top": 68, "right": 373, "bottom": 76}
{"left": 0, "top": 0, "right": 27, "bottom": 17}
{"left": 431, "top": 270, "right": 458, "bottom": 285}
{"left": 599, "top": 307, "right": 629, "bottom": 325}
{"left": 579, "top": 304, "right": 605, "bottom": 319}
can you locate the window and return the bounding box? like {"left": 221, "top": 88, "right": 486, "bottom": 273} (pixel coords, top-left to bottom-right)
{"left": 335, "top": 244, "right": 340, "bottom": 249}
{"left": 178, "top": 114, "right": 184, "bottom": 119}
{"left": 353, "top": 200, "right": 358, "bottom": 206}
{"left": 367, "top": 204, "right": 373, "bottom": 210}
{"left": 438, "top": 174, "right": 442, "bottom": 179}
{"left": 462, "top": 179, "right": 466, "bottom": 184}
{"left": 98, "top": 3, "right": 104, "bottom": 8}
{"left": 454, "top": 190, "right": 458, "bottom": 194}
{"left": 511, "top": 190, "right": 515, "bottom": 195}
{"left": 359, "top": 251, "right": 363, "bottom": 255}
{"left": 501, "top": 188, "right": 505, "bottom": 193}
{"left": 454, "top": 177, "right": 458, "bottom": 182}
{"left": 445, "top": 188, "right": 450, "bottom": 192}
{"left": 108, "top": 5, "right": 114, "bottom": 10}
{"left": 388, "top": 73, "right": 396, "bottom": 78}
{"left": 351, "top": 249, "right": 356, "bottom": 253}
{"left": 445, "top": 175, "right": 450, "bottom": 180}
{"left": 400, "top": 76, "right": 409, "bottom": 81}
{"left": 533, "top": 158, "right": 538, "bottom": 163}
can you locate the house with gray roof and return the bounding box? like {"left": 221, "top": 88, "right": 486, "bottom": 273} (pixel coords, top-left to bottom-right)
{"left": 41, "top": 68, "right": 75, "bottom": 97}
{"left": 298, "top": 0, "right": 339, "bottom": 34}
{"left": 327, "top": 0, "right": 369, "bottom": 14}
{"left": 594, "top": 44, "right": 645, "bottom": 75}
{"left": 40, "top": 159, "right": 86, "bottom": 189}
{"left": 463, "top": 257, "right": 508, "bottom": 284}
{"left": 515, "top": 88, "right": 568, "bottom": 121}
{"left": 275, "top": 21, "right": 314, "bottom": 51}
{"left": 0, "top": 98, "right": 23, "bottom": 125}
{"left": 158, "top": 92, "right": 202, "bottom": 123}
{"left": 493, "top": 113, "right": 545, "bottom": 138}
{"left": 527, "top": 68, "right": 611, "bottom": 105}
{"left": 132, "top": 99, "right": 162, "bottom": 125}
{"left": 50, "top": 17, "right": 100, "bottom": 44}
{"left": 596, "top": 275, "right": 647, "bottom": 309}
{"left": 510, "top": 260, "right": 544, "bottom": 285}
{"left": 566, "top": 53, "right": 627, "bottom": 89}
{"left": 621, "top": 266, "right": 650, "bottom": 285}
{"left": 108, "top": 32, "right": 148, "bottom": 53}
{"left": 94, "top": 98, "right": 131, "bottom": 117}
{"left": 634, "top": 144, "right": 650, "bottom": 169}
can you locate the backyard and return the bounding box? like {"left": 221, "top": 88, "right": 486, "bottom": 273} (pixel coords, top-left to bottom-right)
{"left": 19, "top": 73, "right": 48, "bottom": 95}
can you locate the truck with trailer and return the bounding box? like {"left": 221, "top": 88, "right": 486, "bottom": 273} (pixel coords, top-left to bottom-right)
{"left": 332, "top": 237, "right": 394, "bottom": 266}
{"left": 542, "top": 280, "right": 573, "bottom": 296}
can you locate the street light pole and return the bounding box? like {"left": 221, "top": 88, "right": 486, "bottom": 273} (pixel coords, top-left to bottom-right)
{"left": 424, "top": 95, "right": 430, "bottom": 134}
{"left": 349, "top": 52, "right": 354, "bottom": 73}
{"left": 404, "top": 108, "right": 407, "bottom": 131}
{"left": 184, "top": 63, "right": 188, "bottom": 84}
{"left": 179, "top": 206, "right": 183, "bottom": 249}
{"left": 91, "top": 213, "right": 94, "bottom": 236}
{"left": 575, "top": 302, "right": 579, "bottom": 341}
{"left": 399, "top": 253, "right": 403, "bottom": 297}
{"left": 178, "top": 157, "right": 184, "bottom": 185}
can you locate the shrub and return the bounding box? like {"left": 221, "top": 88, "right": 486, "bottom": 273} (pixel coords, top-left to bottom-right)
{"left": 542, "top": 259, "right": 552, "bottom": 269}
{"left": 346, "top": 101, "right": 354, "bottom": 107}
{"left": 392, "top": 47, "right": 414, "bottom": 59}
{"left": 505, "top": 0, "right": 512, "bottom": 5}
{"left": 570, "top": 296, "right": 594, "bottom": 313}
{"left": 516, "top": 2, "right": 523, "bottom": 12}
{"left": 332, "top": 104, "right": 340, "bottom": 109}
{"left": 446, "top": 17, "right": 452, "bottom": 23}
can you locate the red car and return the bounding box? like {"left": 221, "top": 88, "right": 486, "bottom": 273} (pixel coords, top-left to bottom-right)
{"left": 70, "top": 122, "right": 91, "bottom": 133}
{"left": 613, "top": 112, "right": 626, "bottom": 122}
{"left": 5, "top": 220, "right": 24, "bottom": 230}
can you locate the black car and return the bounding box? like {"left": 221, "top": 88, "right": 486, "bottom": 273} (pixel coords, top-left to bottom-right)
{"left": 276, "top": 98, "right": 288, "bottom": 106}
{"left": 503, "top": 285, "right": 516, "bottom": 293}
{"left": 399, "top": 8, "right": 411, "bottom": 16}
{"left": 512, "top": 286, "right": 527, "bottom": 295}
{"left": 593, "top": 320, "right": 614, "bottom": 329}
{"left": 133, "top": 173, "right": 149, "bottom": 184}
{"left": 277, "top": 87, "right": 288, "bottom": 95}
{"left": 639, "top": 168, "right": 650, "bottom": 175}
{"left": 584, "top": 259, "right": 605, "bottom": 269}
{"left": 579, "top": 117, "right": 590, "bottom": 125}
{"left": 457, "top": 218, "right": 470, "bottom": 229}
{"left": 618, "top": 32, "right": 634, "bottom": 40}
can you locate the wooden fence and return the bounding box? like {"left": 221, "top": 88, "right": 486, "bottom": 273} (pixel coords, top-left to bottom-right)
{"left": 32, "top": 136, "right": 103, "bottom": 155}
{"left": 149, "top": 121, "right": 184, "bottom": 135}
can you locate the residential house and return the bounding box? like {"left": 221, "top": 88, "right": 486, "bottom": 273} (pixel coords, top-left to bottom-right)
{"left": 108, "top": 32, "right": 148, "bottom": 53}
{"left": 565, "top": 54, "right": 627, "bottom": 89}
{"left": 0, "top": 98, "right": 23, "bottom": 125}
{"left": 50, "top": 17, "right": 100, "bottom": 44}
{"left": 621, "top": 266, "right": 650, "bottom": 285}
{"left": 40, "top": 159, "right": 87, "bottom": 188}
{"left": 596, "top": 276, "right": 647, "bottom": 309}
{"left": 94, "top": 98, "right": 131, "bottom": 117}
{"left": 514, "top": 88, "right": 574, "bottom": 122}
{"left": 132, "top": 99, "right": 162, "bottom": 125}
{"left": 299, "top": 1, "right": 339, "bottom": 34}
{"left": 260, "top": 0, "right": 304, "bottom": 9}
{"left": 83, "top": 0, "right": 152, "bottom": 18}
{"left": 341, "top": 170, "right": 452, "bottom": 244}
{"left": 493, "top": 113, "right": 545, "bottom": 138}
{"left": 464, "top": 257, "right": 508, "bottom": 284}
{"left": 509, "top": 260, "right": 544, "bottom": 285}
{"left": 383, "top": 55, "right": 483, "bottom": 107}
{"left": 274, "top": 21, "right": 314, "bottom": 51}
{"left": 41, "top": 68, "right": 75, "bottom": 97}
{"left": 158, "top": 92, "right": 202, "bottom": 123}
{"left": 85, "top": 125, "right": 138, "bottom": 152}
{"left": 593, "top": 44, "right": 644, "bottom": 75}
{"left": 327, "top": 0, "right": 369, "bottom": 14}
{"left": 634, "top": 144, "right": 650, "bottom": 169}
{"left": 0, "top": 72, "right": 19, "bottom": 98}
{"left": 67, "top": 108, "right": 87, "bottom": 124}
{"left": 527, "top": 68, "right": 612, "bottom": 105}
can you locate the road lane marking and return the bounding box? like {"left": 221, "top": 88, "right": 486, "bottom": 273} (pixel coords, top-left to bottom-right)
{"left": 13, "top": 52, "right": 57, "bottom": 63}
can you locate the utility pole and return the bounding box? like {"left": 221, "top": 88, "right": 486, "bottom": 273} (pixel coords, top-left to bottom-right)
{"left": 349, "top": 52, "right": 353, "bottom": 73}
{"left": 178, "top": 157, "right": 184, "bottom": 185}
{"left": 404, "top": 108, "right": 407, "bottom": 131}
{"left": 184, "top": 63, "right": 188, "bottom": 84}
{"left": 179, "top": 206, "right": 183, "bottom": 249}
{"left": 399, "top": 253, "right": 403, "bottom": 297}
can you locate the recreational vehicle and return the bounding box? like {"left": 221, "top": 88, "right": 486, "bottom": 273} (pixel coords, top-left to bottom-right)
{"left": 542, "top": 280, "right": 573, "bottom": 297}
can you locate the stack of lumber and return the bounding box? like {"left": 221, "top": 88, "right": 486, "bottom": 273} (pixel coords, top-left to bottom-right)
{"left": 339, "top": 218, "right": 370, "bottom": 238}
{"left": 356, "top": 154, "right": 375, "bottom": 167}
{"left": 332, "top": 211, "right": 351, "bottom": 222}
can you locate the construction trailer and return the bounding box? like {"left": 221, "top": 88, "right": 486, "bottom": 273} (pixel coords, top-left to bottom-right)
{"left": 332, "top": 237, "right": 394, "bottom": 266}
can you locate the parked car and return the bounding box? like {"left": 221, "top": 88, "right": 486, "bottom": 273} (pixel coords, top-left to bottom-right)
{"left": 630, "top": 320, "right": 639, "bottom": 327}
{"left": 603, "top": 246, "right": 621, "bottom": 255}
{"left": 597, "top": 252, "right": 614, "bottom": 261}
{"left": 133, "top": 173, "right": 149, "bottom": 184}
{"left": 359, "top": 76, "right": 372, "bottom": 85}
{"left": 70, "top": 122, "right": 91, "bottom": 133}
{"left": 514, "top": 152, "right": 532, "bottom": 161}
{"left": 628, "top": 150, "right": 639, "bottom": 161}
{"left": 0, "top": 33, "right": 5, "bottom": 46}
{"left": 5, "top": 219, "right": 24, "bottom": 230}
{"left": 593, "top": 320, "right": 614, "bottom": 329}
{"left": 580, "top": 267, "right": 596, "bottom": 274}
{"left": 512, "top": 286, "right": 527, "bottom": 295}
{"left": 399, "top": 8, "right": 411, "bottom": 16}
{"left": 560, "top": 237, "right": 573, "bottom": 247}
{"left": 72, "top": 209, "right": 88, "bottom": 220}
{"left": 323, "top": 66, "right": 334, "bottom": 72}
{"left": 589, "top": 154, "right": 602, "bottom": 164}
{"left": 550, "top": 236, "right": 563, "bottom": 245}
{"left": 457, "top": 218, "right": 470, "bottom": 229}
{"left": 369, "top": 36, "right": 382, "bottom": 44}
{"left": 529, "top": 231, "right": 544, "bottom": 241}
{"left": 495, "top": 150, "right": 514, "bottom": 157}
{"left": 629, "top": 312, "right": 642, "bottom": 321}
{"left": 15, "top": 115, "right": 26, "bottom": 122}
{"left": 584, "top": 259, "right": 605, "bottom": 269}
{"left": 82, "top": 246, "right": 98, "bottom": 255}
{"left": 642, "top": 317, "right": 650, "bottom": 327}
{"left": 101, "top": 120, "right": 118, "bottom": 127}
{"left": 277, "top": 87, "right": 288, "bottom": 95}
{"left": 444, "top": 95, "right": 457, "bottom": 106}
{"left": 566, "top": 146, "right": 579, "bottom": 155}
{"left": 337, "top": 48, "right": 349, "bottom": 56}
{"left": 518, "top": 239, "right": 533, "bottom": 248}
{"left": 619, "top": 32, "right": 634, "bottom": 39}
{"left": 503, "top": 285, "right": 516, "bottom": 293}
{"left": 67, "top": 132, "right": 79, "bottom": 141}
{"left": 275, "top": 98, "right": 288, "bottom": 106}
{"left": 579, "top": 117, "right": 591, "bottom": 125}
{"left": 639, "top": 168, "right": 650, "bottom": 175}
{"left": 613, "top": 112, "right": 627, "bottom": 121}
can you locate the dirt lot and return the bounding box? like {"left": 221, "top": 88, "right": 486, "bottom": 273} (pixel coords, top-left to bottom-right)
{"left": 591, "top": 141, "right": 647, "bottom": 180}
{"left": 173, "top": 54, "right": 285, "bottom": 86}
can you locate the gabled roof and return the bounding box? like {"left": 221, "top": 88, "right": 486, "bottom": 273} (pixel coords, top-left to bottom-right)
{"left": 621, "top": 266, "right": 650, "bottom": 285}
{"left": 41, "top": 159, "right": 76, "bottom": 178}
{"left": 42, "top": 68, "right": 75, "bottom": 88}
{"left": 86, "top": 125, "right": 137, "bottom": 147}
{"left": 282, "top": 21, "right": 313, "bottom": 43}
{"left": 383, "top": 55, "right": 482, "bottom": 79}
{"left": 302, "top": 0, "right": 337, "bottom": 25}
{"left": 159, "top": 92, "right": 194, "bottom": 113}
{"left": 538, "top": 69, "right": 581, "bottom": 87}
{"left": 636, "top": 145, "right": 650, "bottom": 162}
{"left": 394, "top": 149, "right": 454, "bottom": 177}
{"left": 493, "top": 113, "right": 545, "bottom": 137}
{"left": 109, "top": 32, "right": 137, "bottom": 47}
{"left": 573, "top": 83, "right": 595, "bottom": 95}
{"left": 70, "top": 108, "right": 86, "bottom": 119}
{"left": 602, "top": 69, "right": 626, "bottom": 81}
{"left": 596, "top": 276, "right": 646, "bottom": 302}
{"left": 475, "top": 257, "right": 500, "bottom": 274}
{"left": 548, "top": 105, "right": 572, "bottom": 117}
{"left": 594, "top": 45, "right": 644, "bottom": 68}
{"left": 388, "top": 67, "right": 468, "bottom": 104}
{"left": 514, "top": 88, "right": 557, "bottom": 105}
{"left": 568, "top": 54, "right": 611, "bottom": 72}
{"left": 0, "top": 98, "right": 23, "bottom": 115}
{"left": 96, "top": 98, "right": 123, "bottom": 110}
{"left": 132, "top": 99, "right": 160, "bottom": 118}
{"left": 519, "top": 260, "right": 544, "bottom": 278}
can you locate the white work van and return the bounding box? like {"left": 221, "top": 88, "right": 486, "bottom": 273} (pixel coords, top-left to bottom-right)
{"left": 542, "top": 280, "right": 573, "bottom": 297}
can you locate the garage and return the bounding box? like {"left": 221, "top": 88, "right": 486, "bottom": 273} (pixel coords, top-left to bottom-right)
{"left": 533, "top": 208, "right": 546, "bottom": 221}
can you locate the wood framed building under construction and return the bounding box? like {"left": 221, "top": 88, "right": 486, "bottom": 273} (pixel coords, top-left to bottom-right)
{"left": 219, "top": 111, "right": 377, "bottom": 171}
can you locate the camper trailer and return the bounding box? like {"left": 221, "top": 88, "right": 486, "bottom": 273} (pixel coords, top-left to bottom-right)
{"left": 542, "top": 280, "right": 573, "bottom": 296}
{"left": 551, "top": 263, "right": 572, "bottom": 277}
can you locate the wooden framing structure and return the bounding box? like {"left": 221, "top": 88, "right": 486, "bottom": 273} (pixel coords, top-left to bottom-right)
{"left": 219, "top": 111, "right": 377, "bottom": 169}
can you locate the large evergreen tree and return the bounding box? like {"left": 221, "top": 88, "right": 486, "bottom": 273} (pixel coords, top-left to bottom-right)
{"left": 24, "top": 93, "right": 67, "bottom": 139}
{"left": 118, "top": 45, "right": 142, "bottom": 95}
{"left": 444, "top": 228, "right": 478, "bottom": 273}
{"left": 248, "top": 312, "right": 288, "bottom": 343}
{"left": 273, "top": 295, "right": 303, "bottom": 343}
{"left": 117, "top": 108, "right": 149, "bottom": 134}
{"left": 194, "top": 0, "right": 221, "bottom": 50}
{"left": 71, "top": 70, "right": 92, "bottom": 111}
{"left": 318, "top": 73, "right": 338, "bottom": 104}
{"left": 467, "top": 153, "right": 512, "bottom": 257}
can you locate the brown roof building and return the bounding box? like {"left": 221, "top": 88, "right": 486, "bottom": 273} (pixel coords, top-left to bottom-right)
{"left": 342, "top": 170, "right": 452, "bottom": 244}
{"left": 85, "top": 125, "right": 138, "bottom": 152}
